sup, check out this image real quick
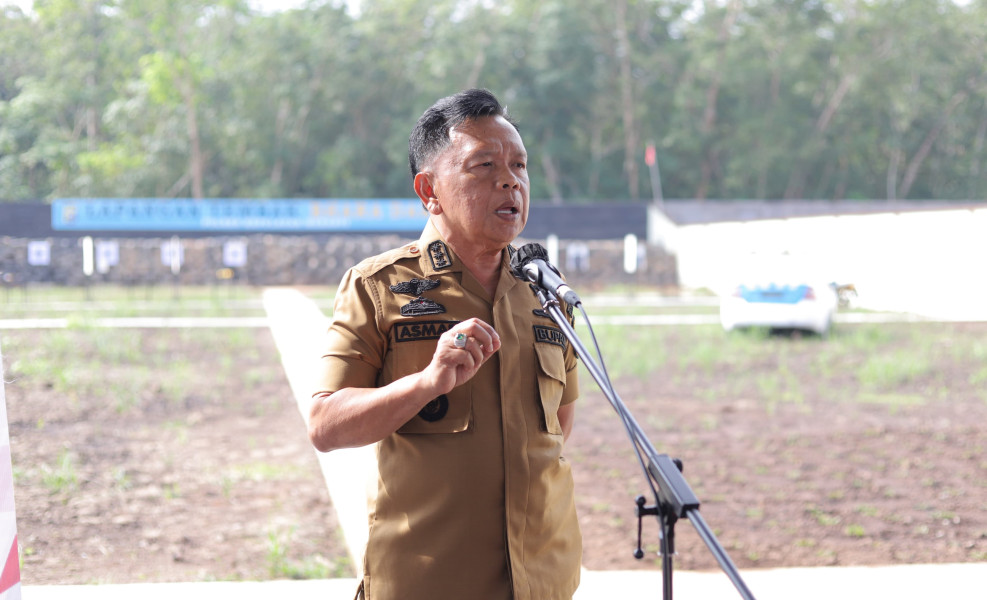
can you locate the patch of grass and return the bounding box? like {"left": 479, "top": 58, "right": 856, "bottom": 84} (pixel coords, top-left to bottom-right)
{"left": 932, "top": 510, "right": 958, "bottom": 524}
{"left": 163, "top": 483, "right": 181, "bottom": 500}
{"left": 244, "top": 366, "right": 276, "bottom": 387}
{"left": 854, "top": 392, "right": 927, "bottom": 407}
{"left": 227, "top": 462, "right": 305, "bottom": 482}
{"left": 8, "top": 355, "right": 71, "bottom": 393}
{"left": 163, "top": 421, "right": 190, "bottom": 445}
{"left": 158, "top": 361, "right": 194, "bottom": 406}
{"left": 41, "top": 449, "right": 79, "bottom": 494}
{"left": 679, "top": 340, "right": 724, "bottom": 374}
{"left": 6, "top": 327, "right": 257, "bottom": 410}
{"left": 757, "top": 364, "right": 804, "bottom": 413}
{"left": 65, "top": 314, "right": 98, "bottom": 330}
{"left": 857, "top": 353, "right": 933, "bottom": 389}
{"left": 112, "top": 467, "right": 133, "bottom": 491}
{"left": 807, "top": 506, "right": 841, "bottom": 527}
{"left": 109, "top": 375, "right": 148, "bottom": 413}
{"left": 838, "top": 325, "right": 894, "bottom": 350}
{"left": 844, "top": 524, "right": 866, "bottom": 538}
{"left": 3, "top": 285, "right": 268, "bottom": 318}
{"left": 575, "top": 323, "right": 669, "bottom": 381}
{"left": 220, "top": 461, "right": 307, "bottom": 498}
{"left": 90, "top": 328, "right": 143, "bottom": 363}
{"left": 969, "top": 366, "right": 987, "bottom": 387}
{"left": 266, "top": 527, "right": 335, "bottom": 580}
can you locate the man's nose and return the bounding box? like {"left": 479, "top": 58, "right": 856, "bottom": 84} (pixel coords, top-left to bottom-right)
{"left": 498, "top": 166, "right": 521, "bottom": 189}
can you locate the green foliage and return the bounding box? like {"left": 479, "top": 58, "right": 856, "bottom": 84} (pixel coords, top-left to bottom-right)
{"left": 1, "top": 0, "right": 986, "bottom": 201}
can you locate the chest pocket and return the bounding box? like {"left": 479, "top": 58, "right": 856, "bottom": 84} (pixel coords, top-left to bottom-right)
{"left": 398, "top": 384, "right": 473, "bottom": 434}
{"left": 534, "top": 342, "right": 566, "bottom": 435}
{"left": 389, "top": 340, "right": 473, "bottom": 435}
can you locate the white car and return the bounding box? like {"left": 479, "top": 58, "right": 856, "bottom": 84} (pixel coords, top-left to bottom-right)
{"left": 719, "top": 256, "right": 839, "bottom": 336}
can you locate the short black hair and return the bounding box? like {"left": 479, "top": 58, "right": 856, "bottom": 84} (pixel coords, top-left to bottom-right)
{"left": 408, "top": 88, "right": 519, "bottom": 177}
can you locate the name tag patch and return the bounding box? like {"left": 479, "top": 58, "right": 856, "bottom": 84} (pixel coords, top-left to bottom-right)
{"left": 533, "top": 325, "right": 567, "bottom": 350}
{"left": 394, "top": 320, "right": 461, "bottom": 342}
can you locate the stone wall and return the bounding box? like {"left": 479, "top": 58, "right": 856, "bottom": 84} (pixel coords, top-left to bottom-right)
{"left": 0, "top": 234, "right": 678, "bottom": 291}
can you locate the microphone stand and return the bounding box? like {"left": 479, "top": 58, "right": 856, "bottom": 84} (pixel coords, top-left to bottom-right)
{"left": 531, "top": 286, "right": 757, "bottom": 600}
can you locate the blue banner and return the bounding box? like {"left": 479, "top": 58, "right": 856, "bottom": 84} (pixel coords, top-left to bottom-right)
{"left": 52, "top": 198, "right": 429, "bottom": 232}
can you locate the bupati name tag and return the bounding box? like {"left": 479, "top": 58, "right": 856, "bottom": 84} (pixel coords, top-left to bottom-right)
{"left": 533, "top": 324, "right": 567, "bottom": 350}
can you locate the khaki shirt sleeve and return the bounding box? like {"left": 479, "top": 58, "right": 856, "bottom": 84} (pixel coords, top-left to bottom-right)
{"left": 312, "top": 267, "right": 387, "bottom": 397}
{"left": 561, "top": 364, "right": 579, "bottom": 406}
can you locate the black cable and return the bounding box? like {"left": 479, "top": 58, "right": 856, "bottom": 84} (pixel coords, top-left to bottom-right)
{"left": 575, "top": 304, "right": 668, "bottom": 560}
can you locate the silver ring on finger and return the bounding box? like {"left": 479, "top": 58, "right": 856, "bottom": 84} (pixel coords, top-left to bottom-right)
{"left": 453, "top": 332, "right": 468, "bottom": 349}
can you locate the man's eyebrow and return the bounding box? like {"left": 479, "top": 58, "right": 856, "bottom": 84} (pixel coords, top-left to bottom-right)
{"left": 469, "top": 148, "right": 527, "bottom": 159}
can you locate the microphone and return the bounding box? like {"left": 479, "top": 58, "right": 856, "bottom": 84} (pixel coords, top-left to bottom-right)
{"left": 510, "top": 242, "right": 581, "bottom": 306}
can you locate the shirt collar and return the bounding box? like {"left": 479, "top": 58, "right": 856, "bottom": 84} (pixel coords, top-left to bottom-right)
{"left": 415, "top": 219, "right": 518, "bottom": 285}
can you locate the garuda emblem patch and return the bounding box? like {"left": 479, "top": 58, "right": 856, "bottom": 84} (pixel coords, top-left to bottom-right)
{"left": 390, "top": 278, "right": 445, "bottom": 316}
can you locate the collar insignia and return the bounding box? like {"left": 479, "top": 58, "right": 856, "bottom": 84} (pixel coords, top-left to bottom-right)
{"left": 428, "top": 240, "right": 452, "bottom": 270}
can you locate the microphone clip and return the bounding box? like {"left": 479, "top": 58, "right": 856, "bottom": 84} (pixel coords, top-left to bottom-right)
{"left": 529, "top": 283, "right": 559, "bottom": 310}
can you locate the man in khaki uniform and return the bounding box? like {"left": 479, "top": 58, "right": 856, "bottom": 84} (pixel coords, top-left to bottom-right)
{"left": 309, "top": 89, "right": 581, "bottom": 599}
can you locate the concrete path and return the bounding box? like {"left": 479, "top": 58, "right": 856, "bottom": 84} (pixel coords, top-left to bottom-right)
{"left": 24, "top": 562, "right": 987, "bottom": 599}
{"left": 261, "top": 287, "right": 376, "bottom": 575}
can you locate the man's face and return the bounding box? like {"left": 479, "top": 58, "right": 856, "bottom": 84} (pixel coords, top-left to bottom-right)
{"left": 421, "top": 115, "right": 529, "bottom": 256}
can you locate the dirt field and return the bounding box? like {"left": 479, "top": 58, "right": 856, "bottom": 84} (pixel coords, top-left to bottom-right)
{"left": 2, "top": 319, "right": 985, "bottom": 585}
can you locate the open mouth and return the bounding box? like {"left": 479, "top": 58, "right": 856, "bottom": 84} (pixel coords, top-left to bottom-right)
{"left": 495, "top": 206, "right": 519, "bottom": 216}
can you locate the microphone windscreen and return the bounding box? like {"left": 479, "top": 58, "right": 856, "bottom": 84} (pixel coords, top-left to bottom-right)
{"left": 510, "top": 243, "right": 548, "bottom": 279}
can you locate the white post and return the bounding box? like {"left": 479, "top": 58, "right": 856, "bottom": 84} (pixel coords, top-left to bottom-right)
{"left": 624, "top": 233, "right": 638, "bottom": 274}
{"left": 82, "top": 236, "right": 94, "bottom": 277}
{"left": 169, "top": 236, "right": 182, "bottom": 276}
{"left": 0, "top": 340, "right": 22, "bottom": 598}
{"left": 546, "top": 234, "right": 559, "bottom": 267}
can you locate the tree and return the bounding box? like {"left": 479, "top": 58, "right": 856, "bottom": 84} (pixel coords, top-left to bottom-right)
{"left": 2, "top": 0, "right": 986, "bottom": 203}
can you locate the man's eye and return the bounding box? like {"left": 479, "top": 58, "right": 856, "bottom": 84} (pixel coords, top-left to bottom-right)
{"left": 516, "top": 163, "right": 526, "bottom": 169}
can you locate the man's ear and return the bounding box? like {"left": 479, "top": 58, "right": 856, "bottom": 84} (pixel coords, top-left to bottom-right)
{"left": 414, "top": 172, "right": 441, "bottom": 215}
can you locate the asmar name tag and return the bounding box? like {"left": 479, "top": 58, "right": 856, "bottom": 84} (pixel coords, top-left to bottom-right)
{"left": 394, "top": 320, "right": 461, "bottom": 342}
